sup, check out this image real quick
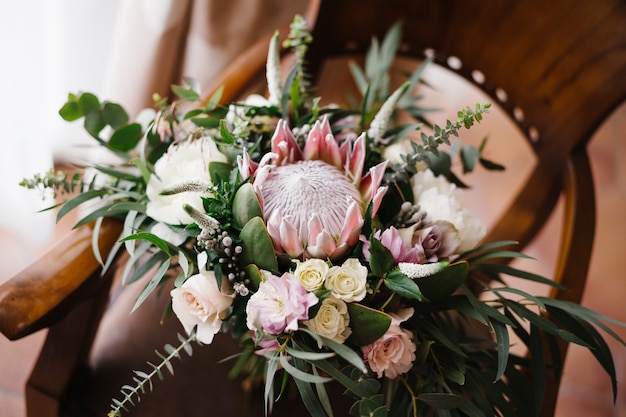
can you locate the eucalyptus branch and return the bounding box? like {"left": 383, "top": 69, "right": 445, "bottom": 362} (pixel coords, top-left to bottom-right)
{"left": 108, "top": 332, "right": 196, "bottom": 417}
{"left": 20, "top": 168, "right": 93, "bottom": 198}
{"left": 386, "top": 103, "right": 491, "bottom": 184}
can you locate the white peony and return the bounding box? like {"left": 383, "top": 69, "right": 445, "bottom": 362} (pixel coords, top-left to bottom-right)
{"left": 146, "top": 137, "right": 228, "bottom": 225}
{"left": 170, "top": 252, "right": 234, "bottom": 344}
{"left": 293, "top": 258, "right": 329, "bottom": 292}
{"left": 324, "top": 258, "right": 368, "bottom": 303}
{"left": 411, "top": 169, "right": 485, "bottom": 252}
{"left": 305, "top": 297, "right": 352, "bottom": 346}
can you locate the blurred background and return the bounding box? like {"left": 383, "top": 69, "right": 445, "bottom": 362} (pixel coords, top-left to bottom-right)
{"left": 1, "top": 1, "right": 624, "bottom": 416}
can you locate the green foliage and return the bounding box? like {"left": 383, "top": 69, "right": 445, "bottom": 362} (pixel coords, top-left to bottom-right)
{"left": 108, "top": 332, "right": 196, "bottom": 417}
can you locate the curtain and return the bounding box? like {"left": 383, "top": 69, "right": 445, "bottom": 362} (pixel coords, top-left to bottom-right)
{"left": 0, "top": 0, "right": 306, "bottom": 276}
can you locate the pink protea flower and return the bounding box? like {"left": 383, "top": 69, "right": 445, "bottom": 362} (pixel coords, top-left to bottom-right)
{"left": 238, "top": 117, "right": 388, "bottom": 261}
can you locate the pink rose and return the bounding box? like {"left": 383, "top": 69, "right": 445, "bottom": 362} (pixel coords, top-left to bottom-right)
{"left": 361, "top": 308, "right": 417, "bottom": 379}
{"left": 171, "top": 253, "right": 234, "bottom": 344}
{"left": 246, "top": 271, "right": 318, "bottom": 335}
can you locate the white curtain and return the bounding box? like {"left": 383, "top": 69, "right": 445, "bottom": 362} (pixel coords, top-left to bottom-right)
{"left": 0, "top": 0, "right": 306, "bottom": 274}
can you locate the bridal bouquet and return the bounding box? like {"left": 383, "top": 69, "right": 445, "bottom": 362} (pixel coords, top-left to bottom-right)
{"left": 22, "top": 16, "right": 624, "bottom": 417}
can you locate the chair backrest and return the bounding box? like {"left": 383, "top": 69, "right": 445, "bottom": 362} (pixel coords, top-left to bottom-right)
{"left": 209, "top": 0, "right": 623, "bottom": 413}
{"left": 2, "top": 1, "right": 624, "bottom": 415}
{"left": 298, "top": 1, "right": 626, "bottom": 414}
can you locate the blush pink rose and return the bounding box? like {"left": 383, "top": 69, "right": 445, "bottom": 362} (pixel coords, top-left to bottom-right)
{"left": 246, "top": 271, "right": 318, "bottom": 335}
{"left": 171, "top": 253, "right": 234, "bottom": 344}
{"left": 361, "top": 308, "right": 417, "bottom": 379}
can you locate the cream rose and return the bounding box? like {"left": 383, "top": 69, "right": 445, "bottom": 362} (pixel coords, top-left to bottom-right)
{"left": 361, "top": 308, "right": 416, "bottom": 379}
{"left": 305, "top": 297, "right": 352, "bottom": 346}
{"left": 146, "top": 136, "right": 228, "bottom": 225}
{"left": 293, "top": 259, "right": 329, "bottom": 292}
{"left": 171, "top": 252, "right": 234, "bottom": 344}
{"left": 324, "top": 258, "right": 367, "bottom": 303}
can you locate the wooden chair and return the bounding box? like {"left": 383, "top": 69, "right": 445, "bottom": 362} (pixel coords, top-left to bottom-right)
{"left": 1, "top": 0, "right": 625, "bottom": 415}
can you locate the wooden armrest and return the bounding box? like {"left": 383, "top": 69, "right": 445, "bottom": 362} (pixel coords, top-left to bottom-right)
{"left": 0, "top": 218, "right": 122, "bottom": 340}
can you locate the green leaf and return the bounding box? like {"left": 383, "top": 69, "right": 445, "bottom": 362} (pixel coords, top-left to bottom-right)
{"left": 59, "top": 100, "right": 82, "bottom": 121}
{"left": 384, "top": 269, "right": 425, "bottom": 301}
{"left": 130, "top": 157, "right": 152, "bottom": 184}
{"left": 78, "top": 92, "right": 100, "bottom": 115}
{"left": 309, "top": 359, "right": 372, "bottom": 399}
{"left": 479, "top": 157, "right": 506, "bottom": 171}
{"left": 131, "top": 258, "right": 171, "bottom": 313}
{"left": 279, "top": 355, "right": 332, "bottom": 384}
{"left": 460, "top": 144, "right": 480, "bottom": 173}
{"left": 208, "top": 161, "right": 232, "bottom": 185}
{"left": 243, "top": 264, "right": 263, "bottom": 290}
{"left": 109, "top": 123, "right": 143, "bottom": 151}
{"left": 417, "top": 261, "right": 468, "bottom": 302}
{"left": 205, "top": 85, "right": 224, "bottom": 110}
{"left": 368, "top": 237, "right": 394, "bottom": 277}
{"left": 346, "top": 303, "right": 392, "bottom": 346}
{"left": 56, "top": 188, "right": 108, "bottom": 222}
{"left": 239, "top": 217, "right": 278, "bottom": 273}
{"left": 284, "top": 347, "right": 335, "bottom": 361}
{"left": 104, "top": 102, "right": 130, "bottom": 129}
{"left": 293, "top": 376, "right": 329, "bottom": 417}
{"left": 120, "top": 232, "right": 171, "bottom": 255}
{"left": 416, "top": 393, "right": 463, "bottom": 409}
{"left": 84, "top": 109, "right": 106, "bottom": 138}
{"left": 94, "top": 165, "right": 142, "bottom": 182}
{"left": 490, "top": 319, "right": 509, "bottom": 382}
{"left": 171, "top": 84, "right": 200, "bottom": 102}
{"left": 232, "top": 183, "right": 263, "bottom": 229}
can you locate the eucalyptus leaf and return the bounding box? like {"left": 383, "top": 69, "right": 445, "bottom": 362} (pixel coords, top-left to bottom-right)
{"left": 78, "top": 92, "right": 100, "bottom": 115}
{"left": 104, "top": 102, "right": 130, "bottom": 129}
{"left": 346, "top": 303, "right": 392, "bottom": 346}
{"left": 109, "top": 123, "right": 143, "bottom": 151}
{"left": 416, "top": 261, "right": 468, "bottom": 302}
{"left": 232, "top": 183, "right": 263, "bottom": 229}
{"left": 239, "top": 217, "right": 278, "bottom": 273}
{"left": 59, "top": 99, "right": 82, "bottom": 121}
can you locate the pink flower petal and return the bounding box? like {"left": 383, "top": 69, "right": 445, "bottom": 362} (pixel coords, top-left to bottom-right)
{"left": 271, "top": 120, "right": 302, "bottom": 165}
{"left": 346, "top": 133, "right": 366, "bottom": 185}
{"left": 279, "top": 216, "right": 304, "bottom": 257}
{"left": 338, "top": 200, "right": 364, "bottom": 245}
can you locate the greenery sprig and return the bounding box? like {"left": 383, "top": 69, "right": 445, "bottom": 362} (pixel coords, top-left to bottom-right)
{"left": 108, "top": 332, "right": 197, "bottom": 417}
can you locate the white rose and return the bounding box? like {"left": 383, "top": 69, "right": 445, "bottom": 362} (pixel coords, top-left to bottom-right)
{"left": 325, "top": 258, "right": 368, "bottom": 303}
{"left": 171, "top": 252, "right": 234, "bottom": 344}
{"left": 293, "top": 259, "right": 329, "bottom": 292}
{"left": 411, "top": 169, "right": 485, "bottom": 252}
{"left": 146, "top": 136, "right": 228, "bottom": 225}
{"left": 305, "top": 297, "right": 352, "bottom": 346}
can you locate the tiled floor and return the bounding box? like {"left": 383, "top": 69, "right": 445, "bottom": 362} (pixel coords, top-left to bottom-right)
{"left": 0, "top": 62, "right": 624, "bottom": 416}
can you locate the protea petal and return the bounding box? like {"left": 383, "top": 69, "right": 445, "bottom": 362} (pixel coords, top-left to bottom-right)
{"left": 346, "top": 133, "right": 366, "bottom": 185}
{"left": 271, "top": 120, "right": 302, "bottom": 165}
{"left": 371, "top": 185, "right": 388, "bottom": 217}
{"left": 237, "top": 152, "right": 258, "bottom": 180}
{"left": 338, "top": 200, "right": 364, "bottom": 245}
{"left": 360, "top": 161, "right": 388, "bottom": 202}
{"left": 307, "top": 215, "right": 324, "bottom": 245}
{"left": 307, "top": 229, "right": 337, "bottom": 259}
{"left": 303, "top": 118, "right": 335, "bottom": 163}
{"left": 279, "top": 216, "right": 304, "bottom": 257}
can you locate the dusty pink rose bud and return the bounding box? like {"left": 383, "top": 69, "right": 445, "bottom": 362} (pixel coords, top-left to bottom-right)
{"left": 361, "top": 308, "right": 417, "bottom": 379}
